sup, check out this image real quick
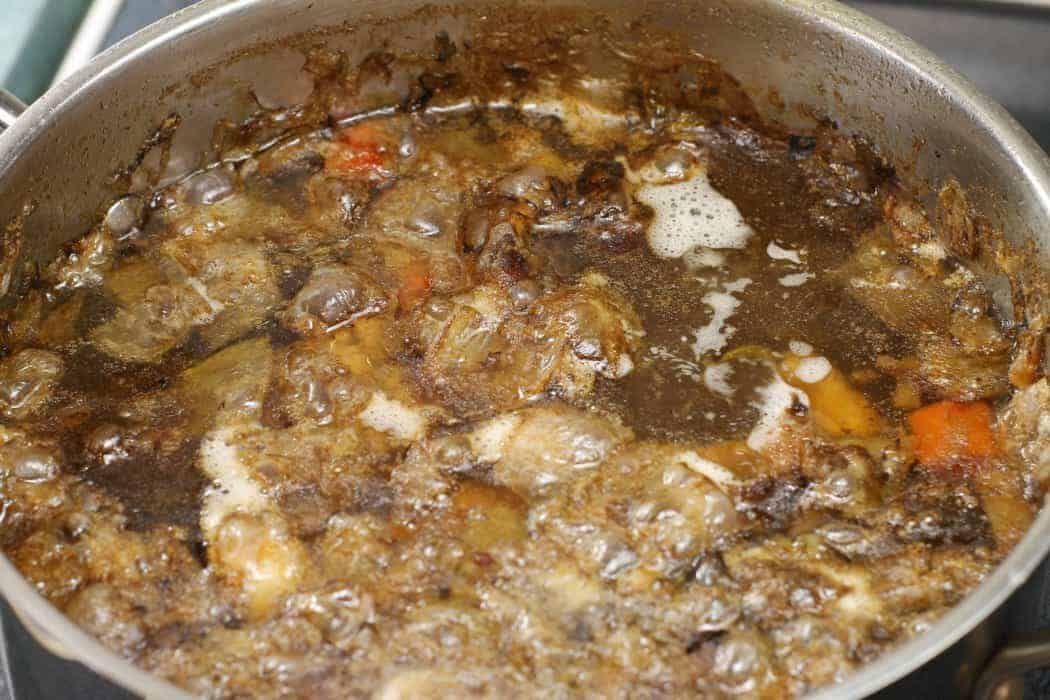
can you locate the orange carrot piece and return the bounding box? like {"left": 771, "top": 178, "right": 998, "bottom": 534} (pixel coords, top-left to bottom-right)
{"left": 397, "top": 262, "right": 431, "bottom": 310}
{"left": 325, "top": 123, "right": 389, "bottom": 177}
{"left": 908, "top": 400, "right": 997, "bottom": 467}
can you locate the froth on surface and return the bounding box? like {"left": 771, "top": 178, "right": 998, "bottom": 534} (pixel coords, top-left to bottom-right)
{"left": 638, "top": 168, "right": 754, "bottom": 258}
{"left": 690, "top": 278, "right": 751, "bottom": 359}
{"left": 703, "top": 363, "right": 734, "bottom": 397}
{"left": 747, "top": 372, "right": 809, "bottom": 452}
{"left": 359, "top": 392, "right": 427, "bottom": 441}
{"left": 199, "top": 426, "right": 270, "bottom": 534}
{"left": 779, "top": 272, "right": 814, "bottom": 287}
{"left": 794, "top": 356, "right": 832, "bottom": 384}
{"left": 767, "top": 241, "right": 803, "bottom": 264}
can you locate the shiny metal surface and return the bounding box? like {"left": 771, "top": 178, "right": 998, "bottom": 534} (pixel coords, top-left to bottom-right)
{"left": 0, "top": 88, "right": 24, "bottom": 132}
{"left": 975, "top": 630, "right": 1050, "bottom": 700}
{"left": 0, "top": 1, "right": 1047, "bottom": 698}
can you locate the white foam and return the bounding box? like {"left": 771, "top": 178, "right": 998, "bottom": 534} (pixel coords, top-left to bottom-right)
{"left": 766, "top": 241, "right": 803, "bottom": 264}
{"left": 788, "top": 340, "right": 814, "bottom": 356}
{"left": 638, "top": 167, "right": 754, "bottom": 258}
{"left": 683, "top": 247, "right": 726, "bottom": 270}
{"left": 914, "top": 240, "right": 947, "bottom": 260}
{"left": 795, "top": 356, "right": 832, "bottom": 384}
{"left": 703, "top": 363, "right": 734, "bottom": 397}
{"left": 821, "top": 565, "right": 882, "bottom": 619}
{"left": 690, "top": 278, "right": 751, "bottom": 359}
{"left": 199, "top": 427, "right": 269, "bottom": 534}
{"left": 467, "top": 413, "right": 523, "bottom": 463}
{"left": 359, "top": 392, "right": 427, "bottom": 441}
{"left": 746, "top": 372, "right": 810, "bottom": 452}
{"left": 779, "top": 272, "right": 814, "bottom": 287}
{"left": 614, "top": 354, "right": 634, "bottom": 378}
{"left": 724, "top": 278, "right": 751, "bottom": 294}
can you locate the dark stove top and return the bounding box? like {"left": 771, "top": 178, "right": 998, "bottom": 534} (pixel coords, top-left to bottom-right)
{"left": 2, "top": 1, "right": 1048, "bottom": 698}
{"left": 848, "top": 0, "right": 1050, "bottom": 150}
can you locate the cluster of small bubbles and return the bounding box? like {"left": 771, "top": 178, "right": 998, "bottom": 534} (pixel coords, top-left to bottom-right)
{"left": 637, "top": 169, "right": 754, "bottom": 259}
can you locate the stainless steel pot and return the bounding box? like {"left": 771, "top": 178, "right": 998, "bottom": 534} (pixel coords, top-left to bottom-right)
{"left": 0, "top": 0, "right": 1047, "bottom": 698}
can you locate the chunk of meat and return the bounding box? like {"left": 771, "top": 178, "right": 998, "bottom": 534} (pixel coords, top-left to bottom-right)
{"left": 999, "top": 379, "right": 1050, "bottom": 481}
{"left": 838, "top": 232, "right": 951, "bottom": 335}
{"left": 210, "top": 511, "right": 309, "bottom": 620}
{"left": 169, "top": 241, "right": 282, "bottom": 352}
{"left": 495, "top": 165, "right": 561, "bottom": 211}
{"left": 797, "top": 443, "right": 882, "bottom": 518}
{"left": 360, "top": 173, "right": 470, "bottom": 297}
{"left": 401, "top": 404, "right": 632, "bottom": 500}
{"left": 91, "top": 243, "right": 280, "bottom": 362}
{"left": 90, "top": 256, "right": 214, "bottom": 363}
{"left": 198, "top": 426, "right": 310, "bottom": 618}
{"left": 532, "top": 159, "right": 651, "bottom": 253}
{"left": 407, "top": 279, "right": 642, "bottom": 415}
{"left": 473, "top": 214, "right": 539, "bottom": 289}
{"left": 65, "top": 583, "right": 146, "bottom": 656}
{"left": 481, "top": 406, "right": 632, "bottom": 497}
{"left": 7, "top": 476, "right": 202, "bottom": 608}
{"left": 890, "top": 477, "right": 991, "bottom": 547}
{"left": 176, "top": 337, "right": 274, "bottom": 429}
{"left": 915, "top": 338, "right": 1011, "bottom": 402}
{"left": 936, "top": 180, "right": 981, "bottom": 259}
{"left": 542, "top": 275, "right": 642, "bottom": 383}
{"left": 844, "top": 227, "right": 1013, "bottom": 403}
{"left": 1009, "top": 320, "right": 1046, "bottom": 389}
{"left": 722, "top": 534, "right": 884, "bottom": 630}
{"left": 570, "top": 160, "right": 651, "bottom": 253}
{"left": 263, "top": 341, "right": 366, "bottom": 428}
{"left": 535, "top": 443, "right": 747, "bottom": 582}
{"left": 280, "top": 264, "right": 388, "bottom": 335}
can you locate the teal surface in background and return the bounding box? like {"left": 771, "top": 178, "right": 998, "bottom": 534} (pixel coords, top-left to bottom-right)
{"left": 0, "top": 0, "right": 91, "bottom": 102}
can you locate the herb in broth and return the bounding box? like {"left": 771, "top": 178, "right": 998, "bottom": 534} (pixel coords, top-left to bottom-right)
{"left": 0, "top": 18, "right": 1046, "bottom": 700}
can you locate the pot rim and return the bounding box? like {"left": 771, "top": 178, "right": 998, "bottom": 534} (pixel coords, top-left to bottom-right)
{"left": 0, "top": 1, "right": 1047, "bottom": 698}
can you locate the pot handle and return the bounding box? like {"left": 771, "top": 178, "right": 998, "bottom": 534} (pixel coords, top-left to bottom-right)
{"left": 973, "top": 629, "right": 1050, "bottom": 700}
{"left": 0, "top": 89, "right": 26, "bottom": 132}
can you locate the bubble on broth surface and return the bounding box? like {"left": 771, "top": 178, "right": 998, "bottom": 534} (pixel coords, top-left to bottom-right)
{"left": 104, "top": 195, "right": 144, "bottom": 237}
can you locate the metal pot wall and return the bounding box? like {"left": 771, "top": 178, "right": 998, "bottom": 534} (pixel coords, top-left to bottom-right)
{"left": 0, "top": 0, "right": 1047, "bottom": 698}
